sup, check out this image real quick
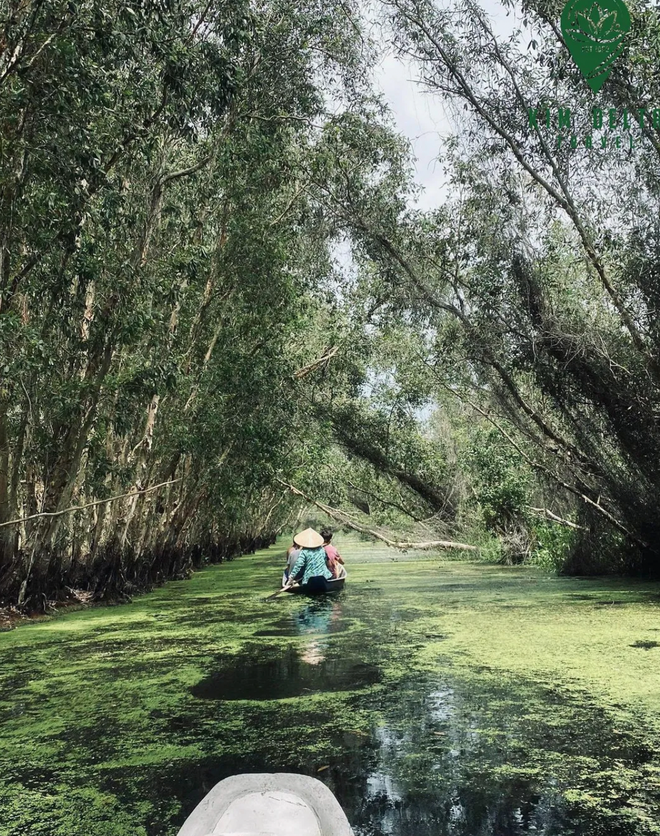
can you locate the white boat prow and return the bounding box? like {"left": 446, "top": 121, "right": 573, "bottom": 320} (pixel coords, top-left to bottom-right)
{"left": 177, "top": 773, "right": 354, "bottom": 836}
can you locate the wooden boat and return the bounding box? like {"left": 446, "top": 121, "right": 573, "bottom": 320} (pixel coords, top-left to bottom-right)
{"left": 177, "top": 773, "right": 354, "bottom": 836}
{"left": 282, "top": 569, "right": 347, "bottom": 595}
{"left": 286, "top": 575, "right": 346, "bottom": 595}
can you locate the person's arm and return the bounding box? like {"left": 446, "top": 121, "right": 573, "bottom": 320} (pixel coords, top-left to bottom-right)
{"left": 335, "top": 549, "right": 344, "bottom": 564}
{"left": 288, "top": 551, "right": 305, "bottom": 584}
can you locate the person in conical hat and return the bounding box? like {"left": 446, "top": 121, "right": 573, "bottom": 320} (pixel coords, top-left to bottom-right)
{"left": 293, "top": 528, "right": 324, "bottom": 549}
{"left": 287, "top": 528, "right": 333, "bottom": 591}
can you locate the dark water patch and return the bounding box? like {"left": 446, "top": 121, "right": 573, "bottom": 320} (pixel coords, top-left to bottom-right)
{"left": 0, "top": 693, "right": 34, "bottom": 723}
{"left": 52, "top": 713, "right": 129, "bottom": 765}
{"left": 62, "top": 638, "right": 135, "bottom": 654}
{"left": 0, "top": 656, "right": 34, "bottom": 694}
{"left": 2, "top": 763, "right": 57, "bottom": 790}
{"left": 107, "top": 671, "right": 642, "bottom": 836}
{"left": 389, "top": 608, "right": 422, "bottom": 622}
{"left": 438, "top": 583, "right": 480, "bottom": 591}
{"left": 190, "top": 645, "right": 382, "bottom": 701}
{"left": 252, "top": 624, "right": 299, "bottom": 637}
{"left": 468, "top": 678, "right": 655, "bottom": 766}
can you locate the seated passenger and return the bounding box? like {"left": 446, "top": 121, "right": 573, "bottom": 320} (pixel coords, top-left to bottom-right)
{"left": 283, "top": 539, "right": 301, "bottom": 585}
{"left": 321, "top": 528, "right": 345, "bottom": 578}
{"left": 288, "top": 528, "right": 333, "bottom": 592}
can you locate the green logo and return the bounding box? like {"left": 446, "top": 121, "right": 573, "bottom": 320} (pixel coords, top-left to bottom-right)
{"left": 561, "top": 0, "right": 631, "bottom": 92}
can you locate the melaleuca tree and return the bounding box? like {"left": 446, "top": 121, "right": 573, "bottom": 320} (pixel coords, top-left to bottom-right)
{"left": 0, "top": 0, "right": 394, "bottom": 606}
{"left": 317, "top": 0, "right": 660, "bottom": 571}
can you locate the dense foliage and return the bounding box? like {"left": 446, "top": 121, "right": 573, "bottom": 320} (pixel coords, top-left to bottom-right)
{"left": 307, "top": 0, "right": 660, "bottom": 573}
{"left": 0, "top": 0, "right": 381, "bottom": 607}
{"left": 3, "top": 0, "right": 660, "bottom": 610}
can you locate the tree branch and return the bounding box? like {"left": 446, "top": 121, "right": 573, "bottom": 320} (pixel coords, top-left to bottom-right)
{"left": 0, "top": 479, "right": 181, "bottom": 529}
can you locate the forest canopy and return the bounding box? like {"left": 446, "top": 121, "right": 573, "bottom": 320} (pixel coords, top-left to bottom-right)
{"left": 1, "top": 0, "right": 660, "bottom": 610}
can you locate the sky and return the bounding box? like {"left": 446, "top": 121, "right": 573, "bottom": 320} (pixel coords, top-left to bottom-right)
{"left": 370, "top": 0, "right": 521, "bottom": 210}
{"left": 373, "top": 53, "right": 452, "bottom": 210}
{"left": 330, "top": 0, "right": 524, "bottom": 286}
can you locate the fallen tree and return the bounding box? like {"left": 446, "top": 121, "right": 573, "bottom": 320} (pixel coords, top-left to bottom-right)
{"left": 277, "top": 480, "right": 478, "bottom": 552}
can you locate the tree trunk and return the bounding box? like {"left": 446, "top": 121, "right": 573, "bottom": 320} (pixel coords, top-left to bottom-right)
{"left": 0, "top": 389, "right": 11, "bottom": 567}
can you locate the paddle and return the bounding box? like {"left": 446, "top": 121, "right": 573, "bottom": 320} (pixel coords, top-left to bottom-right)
{"left": 264, "top": 582, "right": 298, "bottom": 601}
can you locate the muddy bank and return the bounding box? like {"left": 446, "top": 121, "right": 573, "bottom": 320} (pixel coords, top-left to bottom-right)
{"left": 0, "top": 531, "right": 277, "bottom": 619}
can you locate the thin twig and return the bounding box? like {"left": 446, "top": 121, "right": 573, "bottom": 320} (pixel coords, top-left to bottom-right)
{"left": 0, "top": 479, "right": 181, "bottom": 529}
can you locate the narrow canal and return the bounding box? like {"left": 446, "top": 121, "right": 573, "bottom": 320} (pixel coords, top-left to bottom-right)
{"left": 2, "top": 535, "right": 660, "bottom": 835}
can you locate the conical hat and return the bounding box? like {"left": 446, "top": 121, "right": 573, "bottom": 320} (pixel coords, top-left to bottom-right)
{"left": 293, "top": 527, "right": 324, "bottom": 548}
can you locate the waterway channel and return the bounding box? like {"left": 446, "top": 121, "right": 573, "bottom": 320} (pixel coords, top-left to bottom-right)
{"left": 2, "top": 535, "right": 660, "bottom": 835}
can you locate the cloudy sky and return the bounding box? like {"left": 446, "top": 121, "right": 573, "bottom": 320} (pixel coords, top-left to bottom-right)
{"left": 373, "top": 52, "right": 453, "bottom": 210}
{"left": 371, "top": 0, "right": 520, "bottom": 209}
{"left": 329, "top": 0, "right": 524, "bottom": 281}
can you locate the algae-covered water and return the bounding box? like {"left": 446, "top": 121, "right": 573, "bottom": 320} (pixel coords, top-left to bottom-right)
{"left": 2, "top": 536, "right": 660, "bottom": 835}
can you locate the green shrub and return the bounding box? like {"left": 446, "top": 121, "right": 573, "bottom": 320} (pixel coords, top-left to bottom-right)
{"left": 465, "top": 428, "right": 531, "bottom": 533}
{"left": 530, "top": 522, "right": 575, "bottom": 572}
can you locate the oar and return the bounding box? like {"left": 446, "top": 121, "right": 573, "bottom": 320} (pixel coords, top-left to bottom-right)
{"left": 264, "top": 583, "right": 298, "bottom": 601}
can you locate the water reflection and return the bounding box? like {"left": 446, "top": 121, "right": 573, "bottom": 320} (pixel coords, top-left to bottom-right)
{"left": 294, "top": 597, "right": 343, "bottom": 635}
{"left": 296, "top": 599, "right": 342, "bottom": 664}
{"left": 187, "top": 645, "right": 646, "bottom": 835}
{"left": 181, "top": 595, "right": 655, "bottom": 835}
{"left": 254, "top": 598, "right": 347, "bottom": 638}
{"left": 189, "top": 646, "right": 381, "bottom": 700}
{"left": 317, "top": 682, "right": 584, "bottom": 836}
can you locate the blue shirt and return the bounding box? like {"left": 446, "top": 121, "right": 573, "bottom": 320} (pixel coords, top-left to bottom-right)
{"left": 290, "top": 546, "right": 333, "bottom": 585}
